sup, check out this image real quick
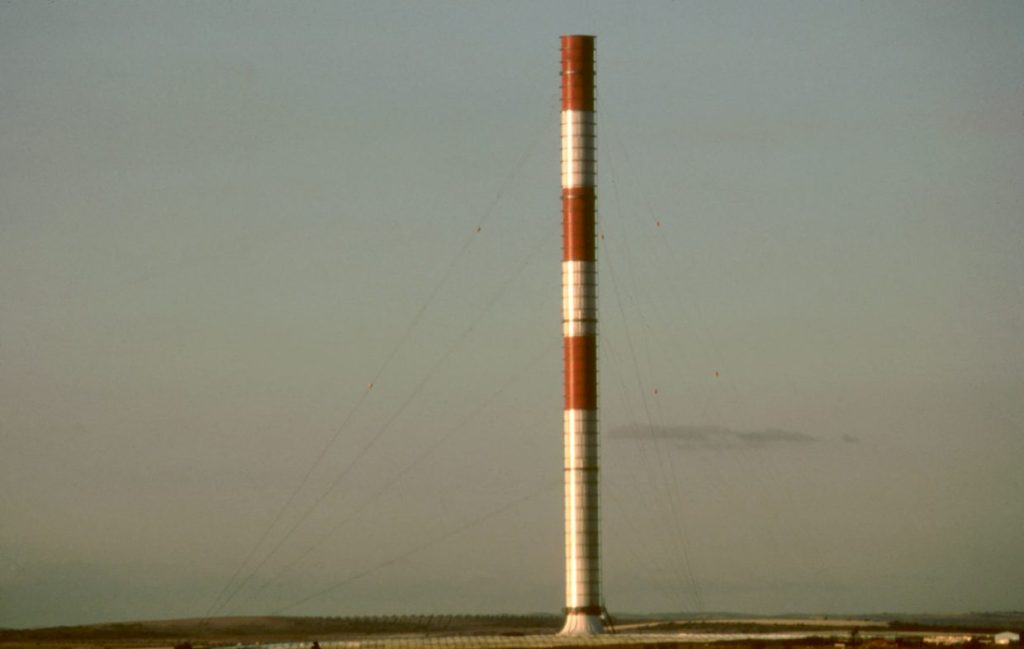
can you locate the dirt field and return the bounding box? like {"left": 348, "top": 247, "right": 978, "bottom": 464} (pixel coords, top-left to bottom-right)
{"left": 2, "top": 614, "right": 1020, "bottom": 649}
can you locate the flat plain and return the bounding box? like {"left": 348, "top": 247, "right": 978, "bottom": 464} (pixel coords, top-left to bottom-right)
{"left": 3, "top": 613, "right": 1022, "bottom": 649}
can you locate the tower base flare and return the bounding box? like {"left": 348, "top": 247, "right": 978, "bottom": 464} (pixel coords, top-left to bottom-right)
{"left": 559, "top": 612, "right": 605, "bottom": 636}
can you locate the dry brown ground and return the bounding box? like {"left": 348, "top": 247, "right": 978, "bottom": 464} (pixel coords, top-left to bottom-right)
{"left": 0, "top": 615, "right": 558, "bottom": 649}
{"left": 2, "top": 615, "right": 1018, "bottom": 649}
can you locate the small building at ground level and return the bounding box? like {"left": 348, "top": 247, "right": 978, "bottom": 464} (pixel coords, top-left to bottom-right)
{"left": 925, "top": 636, "right": 973, "bottom": 645}
{"left": 995, "top": 632, "right": 1020, "bottom": 645}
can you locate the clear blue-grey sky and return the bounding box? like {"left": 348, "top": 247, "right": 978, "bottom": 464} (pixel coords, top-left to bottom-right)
{"left": 2, "top": 0, "right": 1022, "bottom": 629}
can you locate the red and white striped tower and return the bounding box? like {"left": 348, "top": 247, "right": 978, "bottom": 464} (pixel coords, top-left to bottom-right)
{"left": 560, "top": 34, "right": 603, "bottom": 636}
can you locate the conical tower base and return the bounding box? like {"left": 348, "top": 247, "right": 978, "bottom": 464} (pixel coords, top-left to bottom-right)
{"left": 559, "top": 612, "right": 604, "bottom": 635}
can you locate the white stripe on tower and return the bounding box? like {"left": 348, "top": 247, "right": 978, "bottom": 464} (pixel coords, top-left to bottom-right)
{"left": 559, "top": 34, "right": 603, "bottom": 636}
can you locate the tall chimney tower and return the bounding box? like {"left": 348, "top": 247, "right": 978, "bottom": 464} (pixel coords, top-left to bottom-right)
{"left": 560, "top": 34, "right": 603, "bottom": 636}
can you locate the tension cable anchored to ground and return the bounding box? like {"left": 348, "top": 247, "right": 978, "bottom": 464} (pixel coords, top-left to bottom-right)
{"left": 244, "top": 339, "right": 559, "bottom": 603}
{"left": 274, "top": 479, "right": 561, "bottom": 614}
{"left": 203, "top": 97, "right": 559, "bottom": 620}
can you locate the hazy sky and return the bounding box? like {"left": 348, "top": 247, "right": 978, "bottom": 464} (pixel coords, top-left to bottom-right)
{"left": 2, "top": 0, "right": 1023, "bottom": 629}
